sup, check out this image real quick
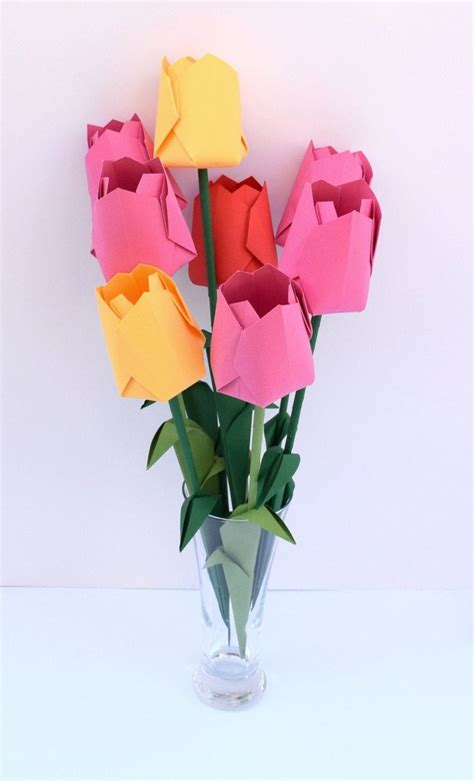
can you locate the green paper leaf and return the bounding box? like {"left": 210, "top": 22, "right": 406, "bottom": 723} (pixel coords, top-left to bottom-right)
{"left": 283, "top": 478, "right": 296, "bottom": 507}
{"left": 205, "top": 548, "right": 250, "bottom": 656}
{"left": 251, "top": 528, "right": 277, "bottom": 609}
{"left": 226, "top": 413, "right": 252, "bottom": 506}
{"left": 264, "top": 412, "right": 290, "bottom": 447}
{"left": 201, "top": 457, "right": 225, "bottom": 491}
{"left": 174, "top": 424, "right": 215, "bottom": 492}
{"left": 268, "top": 476, "right": 295, "bottom": 512}
{"left": 140, "top": 399, "right": 156, "bottom": 409}
{"left": 266, "top": 402, "right": 278, "bottom": 409}
{"left": 199, "top": 522, "right": 230, "bottom": 631}
{"left": 146, "top": 420, "right": 177, "bottom": 469}
{"left": 202, "top": 329, "right": 212, "bottom": 351}
{"left": 256, "top": 446, "right": 282, "bottom": 484}
{"left": 182, "top": 381, "right": 219, "bottom": 443}
{"left": 147, "top": 418, "right": 218, "bottom": 497}
{"left": 208, "top": 522, "right": 261, "bottom": 655}
{"left": 220, "top": 522, "right": 261, "bottom": 654}
{"left": 215, "top": 394, "right": 253, "bottom": 508}
{"left": 232, "top": 505, "right": 296, "bottom": 544}
{"left": 256, "top": 447, "right": 300, "bottom": 508}
{"left": 231, "top": 503, "right": 249, "bottom": 516}
{"left": 205, "top": 547, "right": 246, "bottom": 574}
{"left": 180, "top": 494, "right": 219, "bottom": 551}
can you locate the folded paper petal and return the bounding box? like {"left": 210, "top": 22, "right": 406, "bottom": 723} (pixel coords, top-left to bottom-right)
{"left": 91, "top": 158, "right": 195, "bottom": 281}
{"left": 279, "top": 179, "right": 382, "bottom": 315}
{"left": 211, "top": 266, "right": 314, "bottom": 407}
{"left": 96, "top": 265, "right": 205, "bottom": 402}
{"left": 154, "top": 54, "right": 248, "bottom": 168}
{"left": 233, "top": 305, "right": 315, "bottom": 407}
{"left": 189, "top": 176, "right": 277, "bottom": 286}
{"left": 276, "top": 141, "right": 374, "bottom": 245}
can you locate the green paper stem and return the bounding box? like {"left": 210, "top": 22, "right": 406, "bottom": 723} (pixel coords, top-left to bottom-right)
{"left": 247, "top": 406, "right": 265, "bottom": 509}
{"left": 203, "top": 334, "right": 229, "bottom": 502}
{"left": 309, "top": 314, "right": 322, "bottom": 354}
{"left": 284, "top": 315, "right": 322, "bottom": 455}
{"left": 273, "top": 394, "right": 289, "bottom": 445}
{"left": 177, "top": 393, "right": 187, "bottom": 420}
{"left": 198, "top": 168, "right": 217, "bottom": 324}
{"left": 197, "top": 170, "right": 231, "bottom": 506}
{"left": 277, "top": 315, "right": 322, "bottom": 507}
{"left": 169, "top": 395, "right": 200, "bottom": 495}
{"left": 283, "top": 388, "right": 305, "bottom": 456}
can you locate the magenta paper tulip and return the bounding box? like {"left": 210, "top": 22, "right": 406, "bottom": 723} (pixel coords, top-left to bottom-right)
{"left": 91, "top": 157, "right": 195, "bottom": 281}
{"left": 279, "top": 179, "right": 382, "bottom": 315}
{"left": 85, "top": 114, "right": 154, "bottom": 201}
{"left": 211, "top": 265, "right": 314, "bottom": 408}
{"left": 276, "top": 141, "right": 373, "bottom": 245}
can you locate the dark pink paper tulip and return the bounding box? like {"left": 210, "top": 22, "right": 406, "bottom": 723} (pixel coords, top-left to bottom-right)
{"left": 211, "top": 265, "right": 314, "bottom": 408}
{"left": 91, "top": 157, "right": 195, "bottom": 281}
{"left": 279, "top": 179, "right": 381, "bottom": 315}
{"left": 276, "top": 141, "right": 373, "bottom": 245}
{"left": 85, "top": 114, "right": 154, "bottom": 201}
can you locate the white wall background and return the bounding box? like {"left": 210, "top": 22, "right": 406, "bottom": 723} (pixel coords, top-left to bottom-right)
{"left": 1, "top": 1, "right": 471, "bottom": 589}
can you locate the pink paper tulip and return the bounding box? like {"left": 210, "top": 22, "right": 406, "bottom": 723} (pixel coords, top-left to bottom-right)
{"left": 91, "top": 157, "right": 196, "bottom": 281}
{"left": 211, "top": 265, "right": 315, "bottom": 408}
{"left": 85, "top": 114, "right": 154, "bottom": 201}
{"left": 276, "top": 141, "right": 373, "bottom": 245}
{"left": 279, "top": 179, "right": 382, "bottom": 315}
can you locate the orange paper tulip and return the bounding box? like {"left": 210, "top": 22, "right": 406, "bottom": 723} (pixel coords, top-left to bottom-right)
{"left": 96, "top": 265, "right": 206, "bottom": 402}
{"left": 189, "top": 175, "right": 277, "bottom": 286}
{"left": 154, "top": 54, "right": 248, "bottom": 168}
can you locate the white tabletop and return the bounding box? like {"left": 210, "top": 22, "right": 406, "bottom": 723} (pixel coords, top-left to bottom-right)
{"left": 1, "top": 588, "right": 471, "bottom": 780}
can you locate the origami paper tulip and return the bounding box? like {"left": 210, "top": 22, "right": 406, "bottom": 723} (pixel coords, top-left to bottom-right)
{"left": 91, "top": 157, "right": 195, "bottom": 281}
{"left": 279, "top": 179, "right": 382, "bottom": 315}
{"left": 96, "top": 264, "right": 206, "bottom": 402}
{"left": 154, "top": 54, "right": 248, "bottom": 167}
{"left": 276, "top": 141, "right": 373, "bottom": 245}
{"left": 85, "top": 114, "right": 154, "bottom": 201}
{"left": 211, "top": 265, "right": 314, "bottom": 408}
{"left": 189, "top": 175, "right": 277, "bottom": 286}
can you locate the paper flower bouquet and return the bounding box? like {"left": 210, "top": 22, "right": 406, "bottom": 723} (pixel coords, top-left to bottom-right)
{"left": 85, "top": 54, "right": 381, "bottom": 709}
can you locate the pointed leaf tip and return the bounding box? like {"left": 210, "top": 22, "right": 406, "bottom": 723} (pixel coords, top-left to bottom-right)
{"left": 179, "top": 494, "right": 219, "bottom": 551}
{"left": 140, "top": 399, "right": 156, "bottom": 409}
{"left": 146, "top": 419, "right": 177, "bottom": 470}
{"left": 231, "top": 504, "right": 296, "bottom": 544}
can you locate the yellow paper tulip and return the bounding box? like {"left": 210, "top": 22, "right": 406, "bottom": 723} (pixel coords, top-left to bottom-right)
{"left": 96, "top": 264, "right": 206, "bottom": 402}
{"left": 154, "top": 54, "right": 248, "bottom": 168}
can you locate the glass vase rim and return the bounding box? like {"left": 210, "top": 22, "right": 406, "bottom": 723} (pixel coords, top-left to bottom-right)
{"left": 181, "top": 483, "right": 291, "bottom": 523}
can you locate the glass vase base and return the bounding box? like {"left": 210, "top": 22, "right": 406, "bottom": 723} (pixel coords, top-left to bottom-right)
{"left": 192, "top": 651, "right": 266, "bottom": 710}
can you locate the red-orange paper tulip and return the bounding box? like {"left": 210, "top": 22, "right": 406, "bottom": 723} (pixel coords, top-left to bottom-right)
{"left": 189, "top": 175, "right": 277, "bottom": 287}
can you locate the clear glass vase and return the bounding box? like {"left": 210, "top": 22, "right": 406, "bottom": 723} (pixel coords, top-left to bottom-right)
{"left": 193, "top": 506, "right": 287, "bottom": 709}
